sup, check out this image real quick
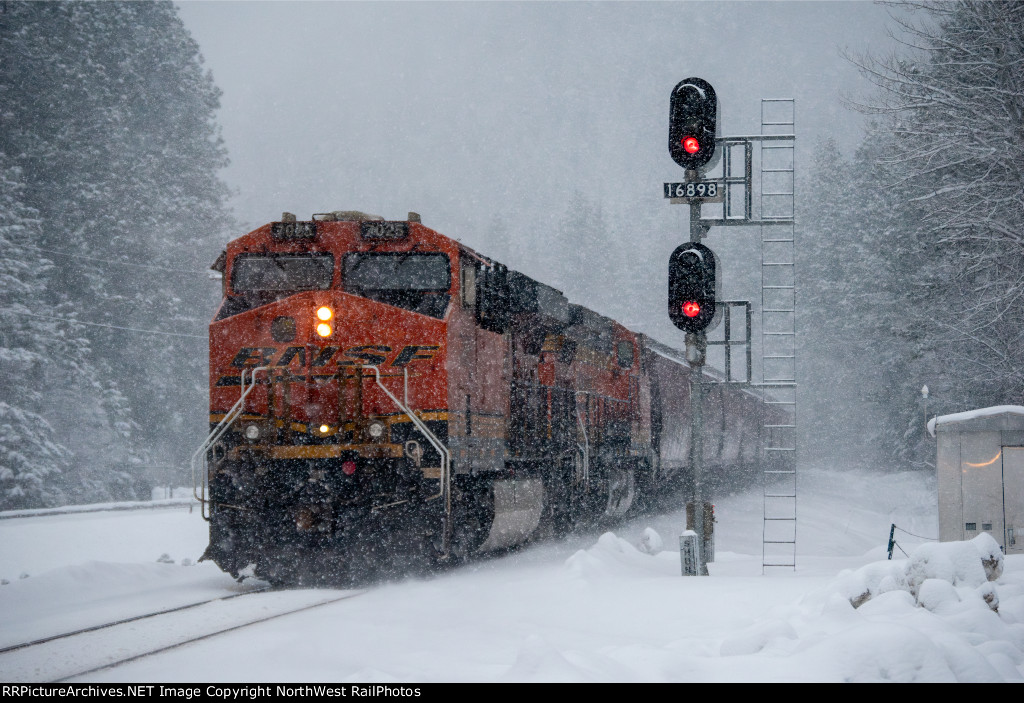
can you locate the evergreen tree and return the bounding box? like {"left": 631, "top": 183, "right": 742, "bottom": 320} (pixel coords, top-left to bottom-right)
{"left": 798, "top": 130, "right": 942, "bottom": 470}
{"left": 0, "top": 1, "right": 232, "bottom": 503}
{"left": 807, "top": 0, "right": 1024, "bottom": 469}
{"left": 851, "top": 0, "right": 1024, "bottom": 410}
{"left": 853, "top": 127, "right": 937, "bottom": 467}
{"left": 550, "top": 192, "right": 621, "bottom": 315}
{"left": 799, "top": 137, "right": 894, "bottom": 467}
{"left": 0, "top": 157, "right": 70, "bottom": 508}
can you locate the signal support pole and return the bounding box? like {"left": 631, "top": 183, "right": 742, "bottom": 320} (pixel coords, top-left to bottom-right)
{"left": 686, "top": 169, "right": 710, "bottom": 244}
{"left": 685, "top": 189, "right": 709, "bottom": 576}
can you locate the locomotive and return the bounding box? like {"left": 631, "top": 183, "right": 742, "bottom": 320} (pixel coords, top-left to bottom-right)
{"left": 195, "top": 211, "right": 765, "bottom": 585}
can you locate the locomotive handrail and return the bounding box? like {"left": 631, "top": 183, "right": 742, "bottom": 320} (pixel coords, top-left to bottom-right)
{"left": 191, "top": 365, "right": 271, "bottom": 520}
{"left": 575, "top": 392, "right": 590, "bottom": 491}
{"left": 366, "top": 364, "right": 452, "bottom": 554}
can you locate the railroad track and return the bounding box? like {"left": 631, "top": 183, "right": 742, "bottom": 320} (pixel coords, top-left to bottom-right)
{"left": 0, "top": 587, "right": 363, "bottom": 682}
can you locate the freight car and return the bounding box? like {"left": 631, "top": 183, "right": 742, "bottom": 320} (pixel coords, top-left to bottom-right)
{"left": 194, "top": 211, "right": 765, "bottom": 585}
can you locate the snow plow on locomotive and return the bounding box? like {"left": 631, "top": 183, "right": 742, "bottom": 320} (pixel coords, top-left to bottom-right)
{"left": 195, "top": 211, "right": 766, "bottom": 585}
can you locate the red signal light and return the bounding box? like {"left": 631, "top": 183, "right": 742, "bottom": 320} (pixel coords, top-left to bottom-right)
{"left": 669, "top": 78, "right": 717, "bottom": 170}
{"left": 669, "top": 242, "right": 717, "bottom": 333}
{"left": 342, "top": 460, "right": 357, "bottom": 476}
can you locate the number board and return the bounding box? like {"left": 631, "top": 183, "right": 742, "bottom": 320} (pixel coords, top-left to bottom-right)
{"left": 271, "top": 221, "right": 317, "bottom": 240}
{"left": 360, "top": 221, "right": 409, "bottom": 240}
{"left": 663, "top": 181, "right": 725, "bottom": 203}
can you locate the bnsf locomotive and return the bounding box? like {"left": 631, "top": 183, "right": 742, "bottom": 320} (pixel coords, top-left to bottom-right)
{"left": 196, "top": 211, "right": 764, "bottom": 584}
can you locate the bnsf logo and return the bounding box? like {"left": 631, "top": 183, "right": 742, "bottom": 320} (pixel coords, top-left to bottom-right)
{"left": 229, "top": 345, "right": 439, "bottom": 368}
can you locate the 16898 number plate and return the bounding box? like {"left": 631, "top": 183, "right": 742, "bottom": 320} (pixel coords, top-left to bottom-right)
{"left": 664, "top": 181, "right": 725, "bottom": 202}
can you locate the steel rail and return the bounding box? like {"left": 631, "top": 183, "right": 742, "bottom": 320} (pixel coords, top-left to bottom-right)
{"left": 0, "top": 589, "right": 363, "bottom": 682}
{"left": 52, "top": 590, "right": 363, "bottom": 682}
{"left": 0, "top": 587, "right": 272, "bottom": 655}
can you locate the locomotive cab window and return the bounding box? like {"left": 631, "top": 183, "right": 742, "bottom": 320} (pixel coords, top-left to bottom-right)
{"left": 231, "top": 253, "right": 334, "bottom": 293}
{"left": 218, "top": 253, "right": 335, "bottom": 318}
{"left": 342, "top": 252, "right": 451, "bottom": 319}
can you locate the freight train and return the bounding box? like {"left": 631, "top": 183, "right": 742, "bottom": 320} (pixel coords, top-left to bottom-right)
{"left": 195, "top": 211, "right": 767, "bottom": 585}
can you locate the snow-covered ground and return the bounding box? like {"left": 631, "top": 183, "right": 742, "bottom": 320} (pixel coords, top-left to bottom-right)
{"left": 1, "top": 466, "right": 1021, "bottom": 682}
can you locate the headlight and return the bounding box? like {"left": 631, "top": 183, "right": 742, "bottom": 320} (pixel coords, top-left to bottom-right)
{"left": 244, "top": 424, "right": 260, "bottom": 440}
{"left": 316, "top": 306, "right": 333, "bottom": 321}
{"left": 368, "top": 421, "right": 385, "bottom": 439}
{"left": 316, "top": 322, "right": 332, "bottom": 338}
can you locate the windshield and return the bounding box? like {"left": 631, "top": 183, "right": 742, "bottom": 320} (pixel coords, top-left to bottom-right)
{"left": 231, "top": 254, "right": 334, "bottom": 293}
{"left": 342, "top": 253, "right": 451, "bottom": 318}
{"left": 343, "top": 253, "right": 450, "bottom": 292}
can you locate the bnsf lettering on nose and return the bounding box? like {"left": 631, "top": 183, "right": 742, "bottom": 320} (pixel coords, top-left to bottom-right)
{"left": 229, "top": 345, "right": 439, "bottom": 368}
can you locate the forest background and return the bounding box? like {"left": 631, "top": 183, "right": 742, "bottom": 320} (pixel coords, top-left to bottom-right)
{"left": 1, "top": 1, "right": 1020, "bottom": 508}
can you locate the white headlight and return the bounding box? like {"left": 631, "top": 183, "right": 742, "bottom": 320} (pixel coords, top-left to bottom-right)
{"left": 244, "top": 424, "right": 260, "bottom": 440}
{"left": 368, "top": 422, "right": 385, "bottom": 439}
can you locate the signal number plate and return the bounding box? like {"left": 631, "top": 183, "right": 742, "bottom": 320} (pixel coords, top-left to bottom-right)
{"left": 664, "top": 181, "right": 725, "bottom": 203}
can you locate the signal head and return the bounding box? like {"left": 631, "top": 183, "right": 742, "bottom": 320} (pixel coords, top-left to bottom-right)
{"left": 669, "top": 77, "right": 718, "bottom": 171}
{"left": 668, "top": 242, "right": 718, "bottom": 333}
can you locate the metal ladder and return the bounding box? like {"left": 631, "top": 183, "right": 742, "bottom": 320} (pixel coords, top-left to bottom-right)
{"left": 759, "top": 99, "right": 797, "bottom": 572}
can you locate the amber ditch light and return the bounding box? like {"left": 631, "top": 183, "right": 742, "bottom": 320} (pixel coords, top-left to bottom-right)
{"left": 315, "top": 305, "right": 333, "bottom": 337}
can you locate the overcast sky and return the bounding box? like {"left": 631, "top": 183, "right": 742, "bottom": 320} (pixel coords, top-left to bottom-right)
{"left": 177, "top": 0, "right": 899, "bottom": 339}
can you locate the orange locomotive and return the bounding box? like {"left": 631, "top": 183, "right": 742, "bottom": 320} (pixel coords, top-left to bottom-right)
{"left": 196, "top": 211, "right": 763, "bottom": 584}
